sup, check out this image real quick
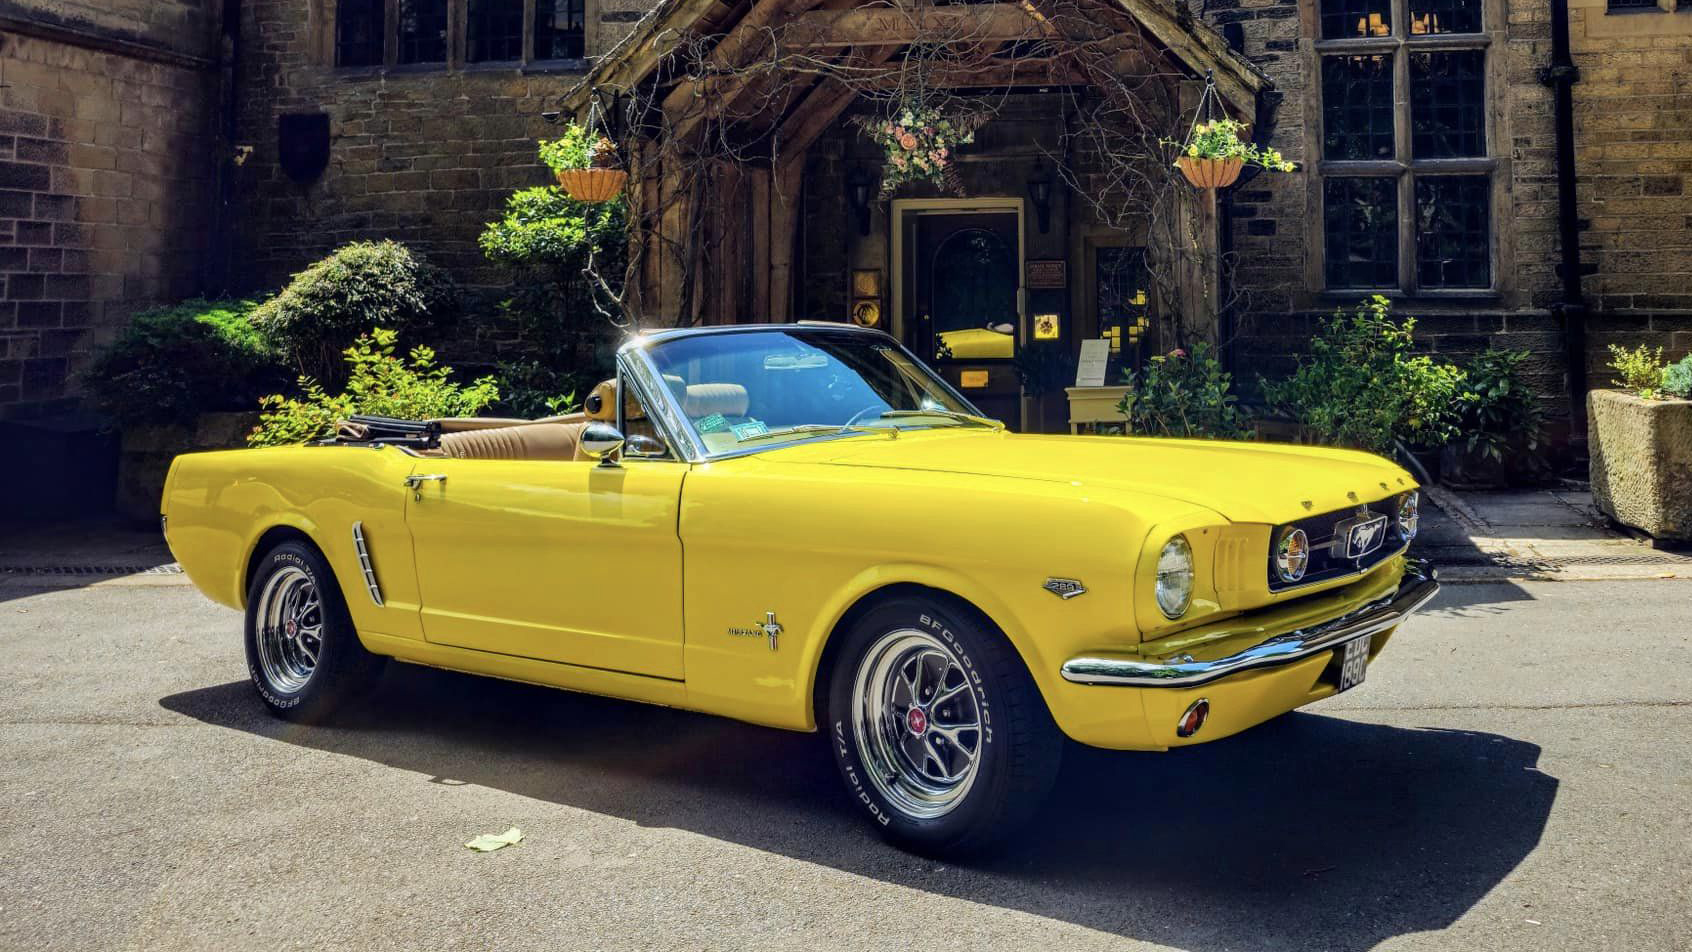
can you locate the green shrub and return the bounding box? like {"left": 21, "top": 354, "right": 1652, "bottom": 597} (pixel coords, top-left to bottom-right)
{"left": 251, "top": 240, "right": 459, "bottom": 386}
{"left": 537, "top": 123, "right": 595, "bottom": 173}
{"left": 1607, "top": 343, "right": 1666, "bottom": 398}
{"left": 1663, "top": 356, "right": 1692, "bottom": 399}
{"left": 84, "top": 299, "right": 284, "bottom": 428}
{"left": 1262, "top": 295, "right": 1467, "bottom": 456}
{"left": 490, "top": 358, "right": 586, "bottom": 419}
{"left": 1453, "top": 348, "right": 1546, "bottom": 463}
{"left": 1118, "top": 343, "right": 1249, "bottom": 440}
{"left": 248, "top": 328, "right": 499, "bottom": 447}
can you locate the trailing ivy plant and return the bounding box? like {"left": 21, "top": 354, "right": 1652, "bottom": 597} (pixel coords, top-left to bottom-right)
{"left": 248, "top": 328, "right": 498, "bottom": 447}
{"left": 1117, "top": 343, "right": 1249, "bottom": 440}
{"left": 1261, "top": 296, "right": 1467, "bottom": 456}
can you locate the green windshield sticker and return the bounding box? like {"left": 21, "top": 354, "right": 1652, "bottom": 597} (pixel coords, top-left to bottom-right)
{"left": 695, "top": 413, "right": 728, "bottom": 434}
{"left": 731, "top": 420, "right": 769, "bottom": 440}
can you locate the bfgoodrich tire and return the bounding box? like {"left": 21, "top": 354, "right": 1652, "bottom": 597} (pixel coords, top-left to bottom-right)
{"left": 244, "top": 540, "right": 384, "bottom": 723}
{"left": 827, "top": 595, "right": 1062, "bottom": 857}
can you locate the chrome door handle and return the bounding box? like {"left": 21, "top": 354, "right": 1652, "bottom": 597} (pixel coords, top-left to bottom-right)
{"left": 404, "top": 473, "right": 448, "bottom": 490}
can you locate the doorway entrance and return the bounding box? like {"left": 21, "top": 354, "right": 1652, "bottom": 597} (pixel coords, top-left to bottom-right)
{"left": 893, "top": 200, "right": 1025, "bottom": 428}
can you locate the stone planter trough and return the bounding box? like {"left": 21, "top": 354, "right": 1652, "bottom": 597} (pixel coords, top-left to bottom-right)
{"left": 1588, "top": 389, "right": 1692, "bottom": 543}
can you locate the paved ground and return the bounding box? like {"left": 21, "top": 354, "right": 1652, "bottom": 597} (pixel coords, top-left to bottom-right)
{"left": 2, "top": 559, "right": 1689, "bottom": 950}
{"left": 1416, "top": 487, "right": 1692, "bottom": 582}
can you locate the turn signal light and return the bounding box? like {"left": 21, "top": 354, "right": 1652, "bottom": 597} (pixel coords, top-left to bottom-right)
{"left": 1176, "top": 698, "right": 1210, "bottom": 738}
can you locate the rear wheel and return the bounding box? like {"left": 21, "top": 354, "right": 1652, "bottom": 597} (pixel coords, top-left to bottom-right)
{"left": 826, "top": 595, "right": 1062, "bottom": 857}
{"left": 244, "top": 540, "right": 383, "bottom": 722}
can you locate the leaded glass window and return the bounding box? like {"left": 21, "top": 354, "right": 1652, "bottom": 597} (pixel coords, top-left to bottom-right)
{"left": 1322, "top": 55, "right": 1394, "bottom": 160}
{"left": 536, "top": 0, "right": 587, "bottom": 59}
{"left": 336, "top": 0, "right": 385, "bottom": 67}
{"left": 1409, "top": 0, "right": 1482, "bottom": 33}
{"left": 1321, "top": 0, "right": 1393, "bottom": 38}
{"left": 1325, "top": 179, "right": 1400, "bottom": 289}
{"left": 1416, "top": 177, "right": 1491, "bottom": 289}
{"left": 399, "top": 0, "right": 449, "bottom": 64}
{"left": 1317, "top": 0, "right": 1496, "bottom": 292}
{"left": 1411, "top": 51, "right": 1486, "bottom": 158}
{"left": 468, "top": 0, "right": 526, "bottom": 62}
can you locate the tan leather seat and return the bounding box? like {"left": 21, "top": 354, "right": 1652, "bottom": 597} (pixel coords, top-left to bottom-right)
{"left": 438, "top": 421, "right": 589, "bottom": 461}
{"left": 682, "top": 383, "right": 750, "bottom": 417}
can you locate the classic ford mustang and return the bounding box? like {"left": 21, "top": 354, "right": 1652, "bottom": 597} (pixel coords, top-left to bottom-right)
{"left": 163, "top": 323, "right": 1437, "bottom": 855}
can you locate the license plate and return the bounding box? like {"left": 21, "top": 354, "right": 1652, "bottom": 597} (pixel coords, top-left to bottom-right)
{"left": 1336, "top": 635, "right": 1371, "bottom": 692}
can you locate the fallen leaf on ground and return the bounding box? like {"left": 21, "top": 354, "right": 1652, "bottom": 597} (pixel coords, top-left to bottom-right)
{"left": 464, "top": 827, "right": 524, "bottom": 852}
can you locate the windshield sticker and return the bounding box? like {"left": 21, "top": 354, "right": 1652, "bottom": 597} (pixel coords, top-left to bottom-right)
{"left": 731, "top": 420, "right": 770, "bottom": 440}
{"left": 695, "top": 413, "right": 728, "bottom": 434}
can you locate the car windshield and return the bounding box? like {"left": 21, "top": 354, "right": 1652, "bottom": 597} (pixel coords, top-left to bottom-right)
{"left": 640, "top": 328, "right": 995, "bottom": 455}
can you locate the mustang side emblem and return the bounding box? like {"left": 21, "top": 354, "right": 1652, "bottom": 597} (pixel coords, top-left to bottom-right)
{"left": 728, "top": 611, "right": 783, "bottom": 651}
{"left": 1043, "top": 578, "right": 1087, "bottom": 599}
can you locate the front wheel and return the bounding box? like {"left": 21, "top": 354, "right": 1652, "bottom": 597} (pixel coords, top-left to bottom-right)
{"left": 827, "top": 596, "right": 1062, "bottom": 857}
{"left": 244, "top": 540, "right": 383, "bottom": 722}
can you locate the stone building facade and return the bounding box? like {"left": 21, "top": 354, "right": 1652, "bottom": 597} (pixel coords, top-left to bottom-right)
{"left": 2, "top": 0, "right": 1689, "bottom": 452}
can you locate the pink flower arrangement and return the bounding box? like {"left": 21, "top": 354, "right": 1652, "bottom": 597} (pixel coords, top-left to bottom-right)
{"left": 854, "top": 104, "right": 981, "bottom": 196}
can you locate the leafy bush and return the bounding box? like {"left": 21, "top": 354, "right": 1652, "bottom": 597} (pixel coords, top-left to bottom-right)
{"left": 490, "top": 359, "right": 586, "bottom": 419}
{"left": 251, "top": 241, "right": 459, "bottom": 386}
{"left": 84, "top": 299, "right": 285, "bottom": 427}
{"left": 1452, "top": 348, "right": 1545, "bottom": 463}
{"left": 248, "top": 329, "right": 498, "bottom": 447}
{"left": 1262, "top": 296, "right": 1467, "bottom": 456}
{"left": 1607, "top": 343, "right": 1666, "bottom": 398}
{"left": 1663, "top": 356, "right": 1692, "bottom": 399}
{"left": 1118, "top": 343, "right": 1249, "bottom": 439}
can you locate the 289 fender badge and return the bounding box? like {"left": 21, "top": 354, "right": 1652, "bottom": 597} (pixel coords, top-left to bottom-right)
{"left": 728, "top": 611, "right": 783, "bottom": 651}
{"left": 1043, "top": 578, "right": 1087, "bottom": 599}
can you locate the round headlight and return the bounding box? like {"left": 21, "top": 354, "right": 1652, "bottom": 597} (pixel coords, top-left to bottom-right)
{"left": 1155, "top": 535, "right": 1194, "bottom": 619}
{"left": 1397, "top": 490, "right": 1420, "bottom": 541}
{"left": 1275, "top": 528, "right": 1310, "bottom": 583}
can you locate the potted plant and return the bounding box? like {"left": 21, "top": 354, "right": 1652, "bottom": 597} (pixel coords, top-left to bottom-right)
{"left": 1589, "top": 346, "right": 1692, "bottom": 543}
{"left": 1163, "top": 117, "right": 1295, "bottom": 190}
{"left": 1440, "top": 348, "right": 1547, "bottom": 488}
{"left": 541, "top": 123, "right": 626, "bottom": 204}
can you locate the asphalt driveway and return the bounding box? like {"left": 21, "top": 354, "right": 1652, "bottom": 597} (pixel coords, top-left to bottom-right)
{"left": 1, "top": 573, "right": 1687, "bottom": 951}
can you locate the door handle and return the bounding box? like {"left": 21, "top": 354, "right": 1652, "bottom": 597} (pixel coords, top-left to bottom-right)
{"left": 404, "top": 473, "right": 447, "bottom": 497}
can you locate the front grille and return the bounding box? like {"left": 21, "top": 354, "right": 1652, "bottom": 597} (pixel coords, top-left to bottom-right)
{"left": 1267, "top": 496, "right": 1409, "bottom": 592}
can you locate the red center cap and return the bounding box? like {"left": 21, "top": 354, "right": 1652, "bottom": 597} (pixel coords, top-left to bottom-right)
{"left": 906, "top": 707, "right": 928, "bottom": 735}
{"left": 284, "top": 619, "right": 298, "bottom": 637}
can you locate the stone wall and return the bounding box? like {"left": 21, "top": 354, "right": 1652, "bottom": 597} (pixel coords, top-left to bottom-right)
{"left": 0, "top": 6, "right": 219, "bottom": 419}
{"left": 1201, "top": 0, "right": 1692, "bottom": 437}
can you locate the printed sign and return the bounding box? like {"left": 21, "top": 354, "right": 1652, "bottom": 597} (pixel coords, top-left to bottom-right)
{"left": 1075, "top": 339, "right": 1111, "bottom": 387}
{"left": 1026, "top": 259, "right": 1067, "bottom": 289}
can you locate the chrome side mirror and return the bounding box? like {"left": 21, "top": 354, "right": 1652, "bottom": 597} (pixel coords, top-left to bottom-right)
{"left": 579, "top": 422, "right": 625, "bottom": 467}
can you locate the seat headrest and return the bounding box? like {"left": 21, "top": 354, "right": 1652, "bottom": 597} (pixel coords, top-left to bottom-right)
{"left": 683, "top": 383, "right": 750, "bottom": 418}
{"left": 583, "top": 379, "right": 646, "bottom": 423}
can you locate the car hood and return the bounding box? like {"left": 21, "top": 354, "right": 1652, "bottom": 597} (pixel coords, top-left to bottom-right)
{"left": 762, "top": 430, "right": 1417, "bottom": 525}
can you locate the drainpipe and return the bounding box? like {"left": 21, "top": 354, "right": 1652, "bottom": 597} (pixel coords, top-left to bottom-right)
{"left": 1540, "top": 0, "right": 1587, "bottom": 442}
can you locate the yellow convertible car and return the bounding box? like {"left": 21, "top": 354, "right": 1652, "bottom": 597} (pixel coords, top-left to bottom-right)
{"left": 163, "top": 323, "right": 1437, "bottom": 855}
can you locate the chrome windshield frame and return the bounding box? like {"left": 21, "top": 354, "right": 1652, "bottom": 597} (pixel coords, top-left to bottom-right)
{"left": 615, "top": 324, "right": 989, "bottom": 464}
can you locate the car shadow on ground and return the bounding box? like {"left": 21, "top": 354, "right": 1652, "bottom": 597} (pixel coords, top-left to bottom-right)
{"left": 162, "top": 668, "right": 1556, "bottom": 951}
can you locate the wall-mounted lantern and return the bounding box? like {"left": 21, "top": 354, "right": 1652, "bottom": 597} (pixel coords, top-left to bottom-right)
{"left": 847, "top": 167, "right": 875, "bottom": 236}
{"left": 1026, "top": 161, "right": 1053, "bottom": 234}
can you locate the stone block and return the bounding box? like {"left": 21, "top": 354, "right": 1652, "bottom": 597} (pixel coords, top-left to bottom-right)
{"left": 1589, "top": 389, "right": 1692, "bottom": 542}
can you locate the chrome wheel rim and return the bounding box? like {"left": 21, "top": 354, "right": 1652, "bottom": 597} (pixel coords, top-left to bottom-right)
{"left": 850, "top": 629, "right": 984, "bottom": 819}
{"left": 254, "top": 566, "right": 323, "bottom": 694}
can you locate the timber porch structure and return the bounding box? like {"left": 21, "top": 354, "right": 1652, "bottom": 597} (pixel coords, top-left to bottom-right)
{"left": 562, "top": 0, "right": 1269, "bottom": 430}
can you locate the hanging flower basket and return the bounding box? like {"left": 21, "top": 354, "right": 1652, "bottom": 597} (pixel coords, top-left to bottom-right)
{"left": 1175, "top": 156, "right": 1244, "bottom": 189}
{"left": 853, "top": 104, "right": 985, "bottom": 197}
{"left": 555, "top": 167, "right": 627, "bottom": 203}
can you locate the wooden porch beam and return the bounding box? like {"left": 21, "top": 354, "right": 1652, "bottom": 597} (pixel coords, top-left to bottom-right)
{"left": 787, "top": 4, "right": 1043, "bottom": 48}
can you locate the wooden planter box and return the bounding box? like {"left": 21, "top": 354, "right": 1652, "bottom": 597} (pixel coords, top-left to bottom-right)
{"left": 117, "top": 411, "right": 260, "bottom": 522}
{"left": 1589, "top": 389, "right": 1692, "bottom": 542}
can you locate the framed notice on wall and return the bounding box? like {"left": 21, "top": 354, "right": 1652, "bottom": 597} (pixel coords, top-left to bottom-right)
{"left": 1026, "top": 259, "right": 1067, "bottom": 289}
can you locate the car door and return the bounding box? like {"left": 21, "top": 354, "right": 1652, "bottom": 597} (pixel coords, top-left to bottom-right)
{"left": 403, "top": 454, "right": 686, "bottom": 680}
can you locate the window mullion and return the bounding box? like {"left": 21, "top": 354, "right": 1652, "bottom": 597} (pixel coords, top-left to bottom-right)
{"left": 522, "top": 0, "right": 536, "bottom": 66}
{"left": 384, "top": 0, "right": 400, "bottom": 67}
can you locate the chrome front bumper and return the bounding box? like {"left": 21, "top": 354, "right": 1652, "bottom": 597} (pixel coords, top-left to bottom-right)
{"left": 1060, "top": 562, "right": 1440, "bottom": 688}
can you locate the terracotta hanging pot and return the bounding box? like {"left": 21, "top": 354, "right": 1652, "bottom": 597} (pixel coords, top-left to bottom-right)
{"left": 555, "top": 167, "right": 628, "bottom": 203}
{"left": 1175, "top": 156, "right": 1243, "bottom": 190}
